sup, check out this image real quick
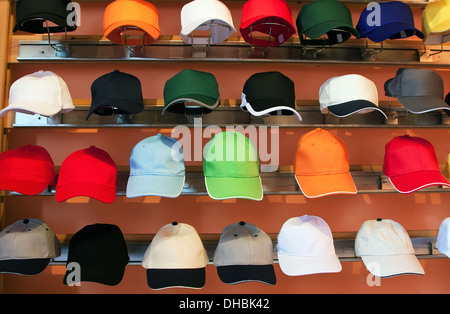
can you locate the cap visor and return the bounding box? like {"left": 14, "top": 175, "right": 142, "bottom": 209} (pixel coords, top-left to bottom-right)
{"left": 63, "top": 265, "right": 127, "bottom": 286}
{"left": 361, "top": 254, "right": 424, "bottom": 278}
{"left": 104, "top": 20, "right": 160, "bottom": 45}
{"left": 126, "top": 174, "right": 185, "bottom": 198}
{"left": 0, "top": 179, "right": 50, "bottom": 195}
{"left": 0, "top": 258, "right": 50, "bottom": 275}
{"left": 362, "top": 23, "right": 424, "bottom": 43}
{"left": 55, "top": 182, "right": 116, "bottom": 203}
{"left": 181, "top": 18, "right": 235, "bottom": 44}
{"left": 217, "top": 264, "right": 276, "bottom": 285}
{"left": 303, "top": 21, "right": 359, "bottom": 39}
{"left": 242, "top": 102, "right": 302, "bottom": 121}
{"left": 0, "top": 101, "right": 61, "bottom": 118}
{"left": 326, "top": 100, "right": 387, "bottom": 119}
{"left": 205, "top": 176, "right": 263, "bottom": 200}
{"left": 86, "top": 97, "right": 144, "bottom": 120}
{"left": 397, "top": 96, "right": 450, "bottom": 114}
{"left": 278, "top": 252, "right": 342, "bottom": 276}
{"left": 162, "top": 97, "right": 220, "bottom": 115}
{"left": 295, "top": 172, "right": 357, "bottom": 198}
{"left": 146, "top": 268, "right": 206, "bottom": 290}
{"left": 387, "top": 170, "right": 450, "bottom": 194}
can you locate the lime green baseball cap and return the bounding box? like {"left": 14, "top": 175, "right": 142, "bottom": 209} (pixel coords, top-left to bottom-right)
{"left": 203, "top": 131, "right": 263, "bottom": 201}
{"left": 297, "top": 0, "right": 360, "bottom": 46}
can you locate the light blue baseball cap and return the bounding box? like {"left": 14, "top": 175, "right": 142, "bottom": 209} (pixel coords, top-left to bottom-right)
{"left": 126, "top": 134, "right": 185, "bottom": 198}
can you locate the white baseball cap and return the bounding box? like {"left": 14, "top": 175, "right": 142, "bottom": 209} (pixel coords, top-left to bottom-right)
{"left": 436, "top": 217, "right": 450, "bottom": 258}
{"left": 180, "top": 0, "right": 236, "bottom": 45}
{"left": 126, "top": 134, "right": 185, "bottom": 198}
{"left": 213, "top": 221, "right": 276, "bottom": 285}
{"left": 319, "top": 74, "right": 387, "bottom": 119}
{"left": 0, "top": 218, "right": 61, "bottom": 275}
{"left": 276, "top": 215, "right": 342, "bottom": 276}
{"left": 0, "top": 71, "right": 74, "bottom": 117}
{"left": 355, "top": 218, "right": 425, "bottom": 278}
{"left": 142, "top": 222, "right": 209, "bottom": 290}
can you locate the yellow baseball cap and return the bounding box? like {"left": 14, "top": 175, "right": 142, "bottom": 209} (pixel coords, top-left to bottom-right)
{"left": 422, "top": 0, "right": 450, "bottom": 45}
{"left": 444, "top": 153, "right": 450, "bottom": 179}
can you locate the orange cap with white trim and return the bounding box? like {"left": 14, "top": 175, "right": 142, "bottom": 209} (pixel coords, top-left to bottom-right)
{"left": 103, "top": 0, "right": 160, "bottom": 46}
{"left": 294, "top": 128, "right": 357, "bottom": 198}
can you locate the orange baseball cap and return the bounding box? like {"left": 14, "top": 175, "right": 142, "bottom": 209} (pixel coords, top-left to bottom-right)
{"left": 294, "top": 128, "right": 357, "bottom": 198}
{"left": 103, "top": 0, "right": 160, "bottom": 46}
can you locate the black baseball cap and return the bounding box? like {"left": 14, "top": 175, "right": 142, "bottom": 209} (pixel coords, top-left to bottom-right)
{"left": 87, "top": 70, "right": 144, "bottom": 120}
{"left": 14, "top": 0, "right": 77, "bottom": 34}
{"left": 240, "top": 71, "right": 302, "bottom": 121}
{"left": 63, "top": 224, "right": 130, "bottom": 286}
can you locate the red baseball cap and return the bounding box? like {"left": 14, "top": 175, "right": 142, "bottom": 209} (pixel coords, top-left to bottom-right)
{"left": 383, "top": 135, "right": 450, "bottom": 193}
{"left": 56, "top": 146, "right": 117, "bottom": 203}
{"left": 240, "top": 0, "right": 295, "bottom": 47}
{"left": 0, "top": 145, "right": 55, "bottom": 195}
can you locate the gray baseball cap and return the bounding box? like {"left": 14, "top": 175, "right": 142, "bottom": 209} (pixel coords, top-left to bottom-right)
{"left": 384, "top": 68, "right": 450, "bottom": 114}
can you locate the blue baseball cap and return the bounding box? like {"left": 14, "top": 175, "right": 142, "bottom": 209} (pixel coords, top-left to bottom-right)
{"left": 356, "top": 1, "right": 424, "bottom": 43}
{"left": 126, "top": 134, "right": 185, "bottom": 198}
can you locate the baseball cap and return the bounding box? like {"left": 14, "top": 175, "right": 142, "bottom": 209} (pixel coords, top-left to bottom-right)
{"left": 297, "top": 0, "right": 360, "bottom": 46}
{"left": 277, "top": 215, "right": 342, "bottom": 276}
{"left": 0, "top": 71, "right": 74, "bottom": 118}
{"left": 0, "top": 145, "right": 55, "bottom": 195}
{"left": 203, "top": 131, "right": 263, "bottom": 201}
{"left": 355, "top": 218, "right": 425, "bottom": 278}
{"left": 126, "top": 134, "right": 185, "bottom": 198}
{"left": 384, "top": 68, "right": 450, "bottom": 114}
{"left": 319, "top": 74, "right": 387, "bottom": 119}
{"left": 422, "top": 0, "right": 450, "bottom": 46}
{"left": 103, "top": 0, "right": 160, "bottom": 46}
{"left": 444, "top": 153, "right": 450, "bottom": 180}
{"left": 163, "top": 69, "right": 220, "bottom": 115}
{"left": 357, "top": 1, "right": 424, "bottom": 43}
{"left": 383, "top": 135, "right": 450, "bottom": 194}
{"left": 436, "top": 217, "right": 450, "bottom": 258}
{"left": 240, "top": 71, "right": 302, "bottom": 121}
{"left": 213, "top": 221, "right": 276, "bottom": 285}
{"left": 181, "top": 0, "right": 236, "bottom": 45}
{"left": 294, "top": 128, "right": 357, "bottom": 198}
{"left": 56, "top": 146, "right": 117, "bottom": 203}
{"left": 63, "top": 224, "right": 129, "bottom": 286}
{"left": 87, "top": 70, "right": 144, "bottom": 120}
{"left": 240, "top": 0, "right": 296, "bottom": 47}
{"left": 14, "top": 0, "right": 77, "bottom": 34}
{"left": 0, "top": 218, "right": 60, "bottom": 275}
{"left": 142, "top": 222, "right": 209, "bottom": 290}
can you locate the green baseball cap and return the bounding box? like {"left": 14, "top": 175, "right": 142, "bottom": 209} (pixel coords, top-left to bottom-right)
{"left": 297, "top": 0, "right": 360, "bottom": 46}
{"left": 203, "top": 131, "right": 263, "bottom": 201}
{"left": 162, "top": 69, "right": 220, "bottom": 115}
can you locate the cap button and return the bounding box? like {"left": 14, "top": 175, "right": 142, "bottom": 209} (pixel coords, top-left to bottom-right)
{"left": 23, "top": 219, "right": 30, "bottom": 224}
{"left": 239, "top": 221, "right": 245, "bottom": 226}
{"left": 172, "top": 221, "right": 178, "bottom": 226}
{"left": 377, "top": 218, "right": 382, "bottom": 221}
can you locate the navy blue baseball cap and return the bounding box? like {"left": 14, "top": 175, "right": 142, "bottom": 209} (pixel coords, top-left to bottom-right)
{"left": 356, "top": 1, "right": 424, "bottom": 43}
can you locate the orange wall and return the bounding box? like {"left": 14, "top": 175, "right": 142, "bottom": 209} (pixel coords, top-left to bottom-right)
{"left": 2, "top": 1, "right": 450, "bottom": 294}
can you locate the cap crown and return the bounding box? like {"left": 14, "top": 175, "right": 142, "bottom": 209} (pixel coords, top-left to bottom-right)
{"left": 0, "top": 219, "right": 60, "bottom": 260}
{"left": 214, "top": 222, "right": 273, "bottom": 266}
{"left": 203, "top": 131, "right": 260, "bottom": 179}
{"left": 355, "top": 219, "right": 415, "bottom": 256}
{"left": 277, "top": 215, "right": 337, "bottom": 257}
{"left": 385, "top": 68, "right": 444, "bottom": 99}
{"left": 319, "top": 74, "right": 378, "bottom": 112}
{"left": 383, "top": 135, "right": 440, "bottom": 177}
{"left": 423, "top": 0, "right": 450, "bottom": 44}
{"left": 294, "top": 128, "right": 350, "bottom": 176}
{"left": 142, "top": 223, "right": 208, "bottom": 269}
{"left": 129, "top": 134, "right": 185, "bottom": 177}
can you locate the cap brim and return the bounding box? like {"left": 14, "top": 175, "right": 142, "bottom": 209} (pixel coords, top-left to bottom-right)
{"left": 360, "top": 22, "right": 424, "bottom": 43}
{"left": 0, "top": 101, "right": 62, "bottom": 118}
{"left": 86, "top": 97, "right": 144, "bottom": 120}
{"left": 0, "top": 179, "right": 50, "bottom": 195}
{"left": 104, "top": 20, "right": 160, "bottom": 45}
{"left": 387, "top": 170, "right": 450, "bottom": 194}
{"left": 326, "top": 100, "right": 387, "bottom": 119}
{"left": 0, "top": 258, "right": 50, "bottom": 275}
{"left": 241, "top": 102, "right": 302, "bottom": 121}
{"left": 55, "top": 182, "right": 116, "bottom": 203}
{"left": 216, "top": 264, "right": 276, "bottom": 285}
{"left": 146, "top": 268, "right": 206, "bottom": 290}
{"left": 302, "top": 20, "right": 359, "bottom": 40}
{"left": 181, "top": 18, "right": 236, "bottom": 44}
{"left": 277, "top": 252, "right": 342, "bottom": 276}
{"left": 361, "top": 254, "right": 424, "bottom": 278}
{"left": 295, "top": 172, "right": 357, "bottom": 198}
{"left": 63, "top": 265, "right": 127, "bottom": 286}
{"left": 162, "top": 97, "right": 220, "bottom": 115}
{"left": 397, "top": 96, "right": 450, "bottom": 114}
{"left": 126, "top": 174, "right": 185, "bottom": 198}
{"left": 13, "top": 14, "right": 76, "bottom": 33}
{"left": 205, "top": 176, "right": 263, "bottom": 201}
